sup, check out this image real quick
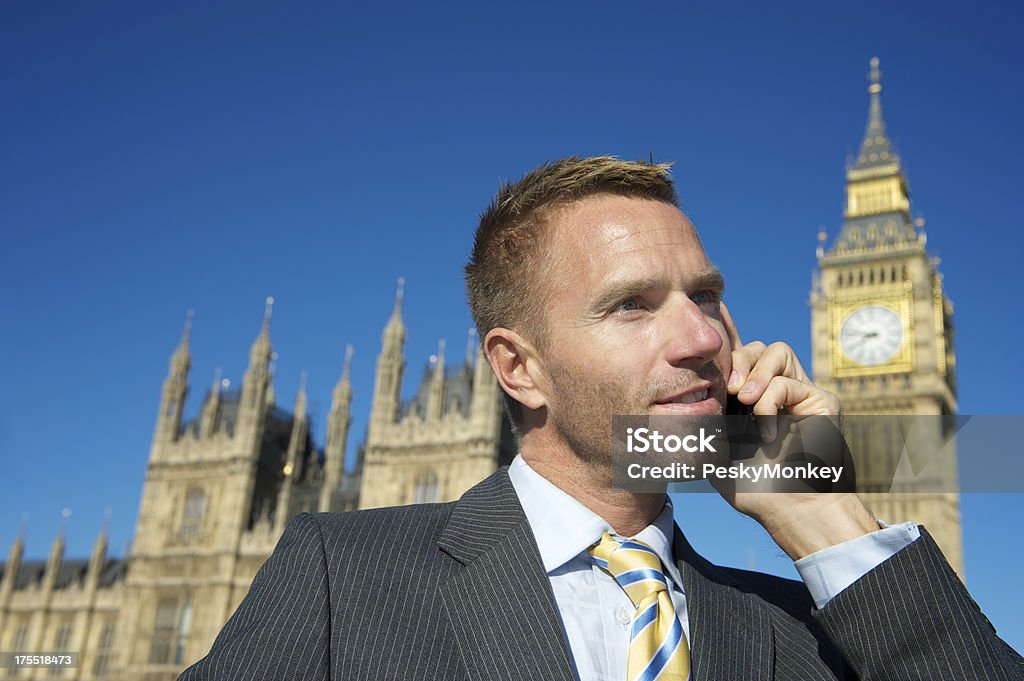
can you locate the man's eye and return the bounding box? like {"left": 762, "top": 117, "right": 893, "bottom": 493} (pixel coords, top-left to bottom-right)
{"left": 616, "top": 299, "right": 641, "bottom": 312}
{"left": 692, "top": 290, "right": 719, "bottom": 305}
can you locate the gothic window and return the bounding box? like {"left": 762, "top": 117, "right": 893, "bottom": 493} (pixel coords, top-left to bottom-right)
{"left": 12, "top": 623, "right": 28, "bottom": 650}
{"left": 49, "top": 622, "right": 72, "bottom": 676}
{"left": 413, "top": 469, "right": 440, "bottom": 504}
{"left": 176, "top": 596, "right": 193, "bottom": 665}
{"left": 92, "top": 622, "right": 116, "bottom": 676}
{"left": 5, "top": 623, "right": 28, "bottom": 678}
{"left": 149, "top": 594, "right": 193, "bottom": 665}
{"left": 179, "top": 487, "right": 206, "bottom": 541}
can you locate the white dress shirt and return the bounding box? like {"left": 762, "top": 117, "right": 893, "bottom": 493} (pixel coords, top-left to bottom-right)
{"left": 507, "top": 454, "right": 919, "bottom": 681}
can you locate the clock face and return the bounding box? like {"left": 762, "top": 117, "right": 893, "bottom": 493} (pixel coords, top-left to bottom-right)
{"left": 840, "top": 305, "right": 905, "bottom": 366}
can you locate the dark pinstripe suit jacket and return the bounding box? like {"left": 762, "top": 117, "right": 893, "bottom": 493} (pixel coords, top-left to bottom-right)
{"left": 180, "top": 469, "right": 1023, "bottom": 680}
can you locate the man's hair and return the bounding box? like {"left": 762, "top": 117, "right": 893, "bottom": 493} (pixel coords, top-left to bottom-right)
{"left": 465, "top": 155, "right": 679, "bottom": 428}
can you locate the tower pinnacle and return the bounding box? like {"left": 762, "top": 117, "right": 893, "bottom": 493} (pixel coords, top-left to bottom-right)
{"left": 868, "top": 56, "right": 881, "bottom": 94}
{"left": 829, "top": 58, "right": 915, "bottom": 249}
{"left": 295, "top": 370, "right": 308, "bottom": 417}
{"left": 853, "top": 56, "right": 898, "bottom": 171}
{"left": 426, "top": 338, "right": 447, "bottom": 420}
{"left": 170, "top": 309, "right": 194, "bottom": 373}
{"left": 156, "top": 313, "right": 192, "bottom": 444}
{"left": 249, "top": 296, "right": 274, "bottom": 363}
{"left": 371, "top": 279, "right": 407, "bottom": 433}
{"left": 238, "top": 298, "right": 275, "bottom": 447}
{"left": 342, "top": 343, "right": 353, "bottom": 381}
{"left": 382, "top": 278, "right": 407, "bottom": 348}
{"left": 263, "top": 296, "right": 274, "bottom": 327}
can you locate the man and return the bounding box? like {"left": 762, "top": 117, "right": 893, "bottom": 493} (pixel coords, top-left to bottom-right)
{"left": 181, "top": 157, "right": 1023, "bottom": 680}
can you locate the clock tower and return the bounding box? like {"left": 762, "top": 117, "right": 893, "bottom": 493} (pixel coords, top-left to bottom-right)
{"left": 810, "top": 58, "right": 963, "bottom": 576}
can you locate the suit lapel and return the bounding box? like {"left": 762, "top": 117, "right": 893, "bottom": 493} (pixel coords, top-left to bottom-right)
{"left": 674, "top": 528, "right": 775, "bottom": 681}
{"left": 436, "top": 470, "right": 779, "bottom": 681}
{"left": 437, "top": 469, "right": 577, "bottom": 681}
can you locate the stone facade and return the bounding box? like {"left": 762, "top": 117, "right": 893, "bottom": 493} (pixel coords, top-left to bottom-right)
{"left": 0, "top": 290, "right": 511, "bottom": 680}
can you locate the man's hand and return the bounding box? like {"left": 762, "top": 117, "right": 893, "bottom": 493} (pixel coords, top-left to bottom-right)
{"left": 717, "top": 304, "right": 879, "bottom": 561}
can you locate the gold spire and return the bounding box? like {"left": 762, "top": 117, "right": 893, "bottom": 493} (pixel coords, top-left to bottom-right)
{"left": 93, "top": 509, "right": 111, "bottom": 556}
{"left": 837, "top": 57, "right": 913, "bottom": 230}
{"left": 436, "top": 338, "right": 446, "bottom": 368}
{"left": 332, "top": 345, "right": 354, "bottom": 407}
{"left": 851, "top": 56, "right": 898, "bottom": 173}
{"left": 59, "top": 507, "right": 71, "bottom": 537}
{"left": 49, "top": 508, "right": 70, "bottom": 569}
{"left": 295, "top": 370, "right": 308, "bottom": 417}
{"left": 427, "top": 338, "right": 447, "bottom": 419}
{"left": 383, "top": 277, "right": 407, "bottom": 347}
{"left": 263, "top": 296, "right": 274, "bottom": 330}
{"left": 13, "top": 513, "right": 28, "bottom": 552}
{"left": 250, "top": 296, "right": 274, "bottom": 361}
{"left": 170, "top": 309, "right": 194, "bottom": 372}
{"left": 343, "top": 343, "right": 354, "bottom": 381}
{"left": 868, "top": 56, "right": 881, "bottom": 94}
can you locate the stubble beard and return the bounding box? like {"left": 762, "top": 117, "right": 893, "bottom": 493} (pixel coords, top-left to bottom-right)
{"left": 545, "top": 363, "right": 644, "bottom": 468}
{"left": 545, "top": 363, "right": 729, "bottom": 469}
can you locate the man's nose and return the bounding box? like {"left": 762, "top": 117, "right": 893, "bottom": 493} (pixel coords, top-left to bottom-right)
{"left": 660, "top": 296, "right": 724, "bottom": 367}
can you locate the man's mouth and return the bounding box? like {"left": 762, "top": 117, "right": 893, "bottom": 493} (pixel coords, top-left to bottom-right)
{"left": 651, "top": 385, "right": 720, "bottom": 414}
{"left": 659, "top": 389, "right": 709, "bottom": 404}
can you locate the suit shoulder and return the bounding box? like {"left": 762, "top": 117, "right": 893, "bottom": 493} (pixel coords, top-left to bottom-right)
{"left": 299, "top": 503, "right": 456, "bottom": 555}
{"left": 310, "top": 501, "right": 455, "bottom": 530}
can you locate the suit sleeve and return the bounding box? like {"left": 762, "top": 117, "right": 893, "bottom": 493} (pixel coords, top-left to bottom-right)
{"left": 178, "top": 513, "right": 331, "bottom": 681}
{"left": 813, "top": 528, "right": 1024, "bottom": 680}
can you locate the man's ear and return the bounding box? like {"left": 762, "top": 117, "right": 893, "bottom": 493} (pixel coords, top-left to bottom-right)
{"left": 719, "top": 301, "right": 743, "bottom": 350}
{"left": 483, "top": 327, "right": 548, "bottom": 412}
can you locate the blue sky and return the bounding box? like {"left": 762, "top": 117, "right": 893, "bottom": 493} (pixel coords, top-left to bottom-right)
{"left": 2, "top": 0, "right": 1022, "bottom": 649}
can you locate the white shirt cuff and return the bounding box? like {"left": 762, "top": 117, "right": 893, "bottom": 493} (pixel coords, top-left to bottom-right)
{"left": 794, "top": 521, "right": 920, "bottom": 609}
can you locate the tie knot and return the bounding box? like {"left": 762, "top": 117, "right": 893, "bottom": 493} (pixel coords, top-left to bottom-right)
{"left": 588, "top": 532, "right": 669, "bottom": 607}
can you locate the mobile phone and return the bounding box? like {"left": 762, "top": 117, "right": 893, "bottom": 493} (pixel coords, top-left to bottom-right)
{"left": 725, "top": 394, "right": 752, "bottom": 417}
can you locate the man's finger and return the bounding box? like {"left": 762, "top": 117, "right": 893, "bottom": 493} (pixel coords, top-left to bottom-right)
{"left": 737, "top": 342, "right": 810, "bottom": 400}
{"left": 730, "top": 340, "right": 766, "bottom": 392}
{"left": 752, "top": 376, "right": 835, "bottom": 442}
{"left": 720, "top": 301, "right": 747, "bottom": 391}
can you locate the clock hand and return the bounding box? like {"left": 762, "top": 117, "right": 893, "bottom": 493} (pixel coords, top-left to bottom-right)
{"left": 846, "top": 336, "right": 868, "bottom": 350}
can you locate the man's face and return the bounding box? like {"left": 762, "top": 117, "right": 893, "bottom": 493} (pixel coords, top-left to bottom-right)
{"left": 532, "top": 193, "right": 732, "bottom": 462}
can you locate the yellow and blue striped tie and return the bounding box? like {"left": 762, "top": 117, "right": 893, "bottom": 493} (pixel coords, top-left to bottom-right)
{"left": 589, "top": 532, "right": 689, "bottom": 681}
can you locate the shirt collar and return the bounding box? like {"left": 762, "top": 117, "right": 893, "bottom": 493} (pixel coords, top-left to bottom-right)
{"left": 507, "top": 454, "right": 679, "bottom": 580}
